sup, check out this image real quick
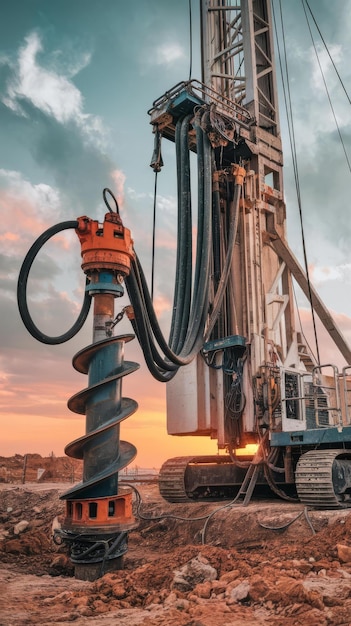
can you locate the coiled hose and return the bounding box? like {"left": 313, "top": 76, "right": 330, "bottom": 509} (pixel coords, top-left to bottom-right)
{"left": 17, "top": 221, "right": 91, "bottom": 344}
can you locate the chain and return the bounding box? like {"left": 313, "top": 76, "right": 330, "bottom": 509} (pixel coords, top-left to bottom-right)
{"left": 110, "top": 306, "right": 128, "bottom": 330}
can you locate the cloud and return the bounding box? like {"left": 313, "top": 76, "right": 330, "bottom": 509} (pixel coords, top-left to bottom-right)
{"left": 309, "top": 263, "right": 351, "bottom": 286}
{"left": 111, "top": 169, "right": 126, "bottom": 210}
{"left": 156, "top": 194, "right": 177, "bottom": 214}
{"left": 0, "top": 168, "right": 88, "bottom": 365}
{"left": 3, "top": 100, "right": 116, "bottom": 217}
{"left": 0, "top": 169, "right": 64, "bottom": 260}
{"left": 127, "top": 187, "right": 152, "bottom": 202}
{"left": 311, "top": 43, "right": 342, "bottom": 94}
{"left": 297, "top": 307, "right": 351, "bottom": 369}
{"left": 139, "top": 39, "right": 186, "bottom": 77}
{"left": 2, "top": 31, "right": 107, "bottom": 150}
{"left": 3, "top": 32, "right": 82, "bottom": 122}
{"left": 278, "top": 11, "right": 351, "bottom": 163}
{"left": 154, "top": 42, "right": 185, "bottom": 65}
{"left": 281, "top": 35, "right": 351, "bottom": 275}
{"left": 0, "top": 168, "right": 61, "bottom": 212}
{"left": 152, "top": 292, "right": 172, "bottom": 318}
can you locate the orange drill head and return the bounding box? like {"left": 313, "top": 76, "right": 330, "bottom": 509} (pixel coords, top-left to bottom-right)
{"left": 75, "top": 212, "right": 135, "bottom": 276}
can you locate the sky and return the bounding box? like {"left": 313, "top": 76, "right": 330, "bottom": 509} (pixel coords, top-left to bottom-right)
{"left": 1, "top": 0, "right": 351, "bottom": 468}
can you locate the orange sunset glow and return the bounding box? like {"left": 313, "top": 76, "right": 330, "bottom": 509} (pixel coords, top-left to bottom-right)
{"left": 2, "top": 302, "right": 351, "bottom": 468}
{"left": 1, "top": 377, "right": 218, "bottom": 468}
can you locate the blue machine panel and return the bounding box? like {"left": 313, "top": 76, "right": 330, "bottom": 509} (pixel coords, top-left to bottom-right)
{"left": 271, "top": 426, "right": 351, "bottom": 447}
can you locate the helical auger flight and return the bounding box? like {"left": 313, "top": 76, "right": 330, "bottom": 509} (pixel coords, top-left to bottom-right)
{"left": 17, "top": 188, "right": 139, "bottom": 580}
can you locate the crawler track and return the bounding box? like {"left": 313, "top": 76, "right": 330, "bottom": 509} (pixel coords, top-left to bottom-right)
{"left": 295, "top": 449, "right": 351, "bottom": 509}
{"left": 159, "top": 455, "right": 250, "bottom": 503}
{"left": 159, "top": 457, "right": 197, "bottom": 502}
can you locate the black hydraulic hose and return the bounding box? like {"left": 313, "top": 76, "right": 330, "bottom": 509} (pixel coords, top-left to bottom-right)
{"left": 205, "top": 182, "right": 241, "bottom": 341}
{"left": 166, "top": 122, "right": 211, "bottom": 359}
{"left": 138, "top": 248, "right": 205, "bottom": 365}
{"left": 126, "top": 264, "right": 176, "bottom": 377}
{"left": 124, "top": 114, "right": 213, "bottom": 381}
{"left": 126, "top": 258, "right": 198, "bottom": 373}
{"left": 126, "top": 116, "right": 212, "bottom": 368}
{"left": 125, "top": 248, "right": 209, "bottom": 380}
{"left": 181, "top": 121, "right": 212, "bottom": 351}
{"left": 170, "top": 111, "right": 212, "bottom": 357}
{"left": 172, "top": 114, "right": 193, "bottom": 352}
{"left": 126, "top": 260, "right": 178, "bottom": 371}
{"left": 173, "top": 116, "right": 206, "bottom": 355}
{"left": 170, "top": 115, "right": 193, "bottom": 352}
{"left": 191, "top": 112, "right": 205, "bottom": 304}
{"left": 211, "top": 184, "right": 223, "bottom": 338}
{"left": 212, "top": 184, "right": 221, "bottom": 293}
{"left": 125, "top": 273, "right": 177, "bottom": 382}
{"left": 17, "top": 221, "right": 91, "bottom": 345}
{"left": 129, "top": 257, "right": 179, "bottom": 366}
{"left": 169, "top": 119, "right": 183, "bottom": 347}
{"left": 181, "top": 297, "right": 209, "bottom": 359}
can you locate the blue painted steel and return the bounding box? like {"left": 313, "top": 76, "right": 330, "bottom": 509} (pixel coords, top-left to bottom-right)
{"left": 87, "top": 282, "right": 124, "bottom": 295}
{"left": 202, "top": 334, "right": 246, "bottom": 354}
{"left": 167, "top": 91, "right": 204, "bottom": 121}
{"left": 62, "top": 334, "right": 139, "bottom": 500}
{"left": 86, "top": 271, "right": 124, "bottom": 296}
{"left": 271, "top": 426, "right": 351, "bottom": 447}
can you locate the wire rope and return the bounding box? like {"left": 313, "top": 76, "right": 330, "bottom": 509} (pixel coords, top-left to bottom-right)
{"left": 188, "top": 0, "right": 193, "bottom": 81}
{"left": 301, "top": 0, "right": 351, "bottom": 174}
{"left": 151, "top": 171, "right": 158, "bottom": 301}
{"left": 273, "top": 0, "right": 321, "bottom": 364}
{"left": 292, "top": 281, "right": 318, "bottom": 365}
{"left": 304, "top": 0, "right": 351, "bottom": 107}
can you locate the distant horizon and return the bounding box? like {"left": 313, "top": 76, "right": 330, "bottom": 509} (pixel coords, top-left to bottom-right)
{"left": 0, "top": 451, "right": 160, "bottom": 471}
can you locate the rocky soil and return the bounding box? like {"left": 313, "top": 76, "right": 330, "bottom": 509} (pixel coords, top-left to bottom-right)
{"left": 1, "top": 455, "right": 351, "bottom": 625}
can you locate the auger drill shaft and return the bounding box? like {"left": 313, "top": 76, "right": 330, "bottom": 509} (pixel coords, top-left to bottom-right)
{"left": 57, "top": 200, "right": 139, "bottom": 580}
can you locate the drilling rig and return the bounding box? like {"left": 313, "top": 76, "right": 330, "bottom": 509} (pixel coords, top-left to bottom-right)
{"left": 17, "top": 0, "right": 351, "bottom": 579}
{"left": 146, "top": 0, "right": 351, "bottom": 507}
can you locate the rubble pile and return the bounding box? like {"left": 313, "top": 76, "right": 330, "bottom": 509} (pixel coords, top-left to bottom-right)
{"left": 1, "top": 457, "right": 351, "bottom": 625}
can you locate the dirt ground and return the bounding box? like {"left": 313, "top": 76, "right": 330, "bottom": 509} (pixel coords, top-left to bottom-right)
{"left": 1, "top": 455, "right": 351, "bottom": 625}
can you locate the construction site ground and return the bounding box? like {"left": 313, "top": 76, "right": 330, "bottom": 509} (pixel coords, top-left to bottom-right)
{"left": 1, "top": 456, "right": 351, "bottom": 625}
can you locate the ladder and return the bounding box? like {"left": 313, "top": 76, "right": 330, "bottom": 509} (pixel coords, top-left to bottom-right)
{"left": 236, "top": 462, "right": 262, "bottom": 506}
{"left": 236, "top": 435, "right": 268, "bottom": 506}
